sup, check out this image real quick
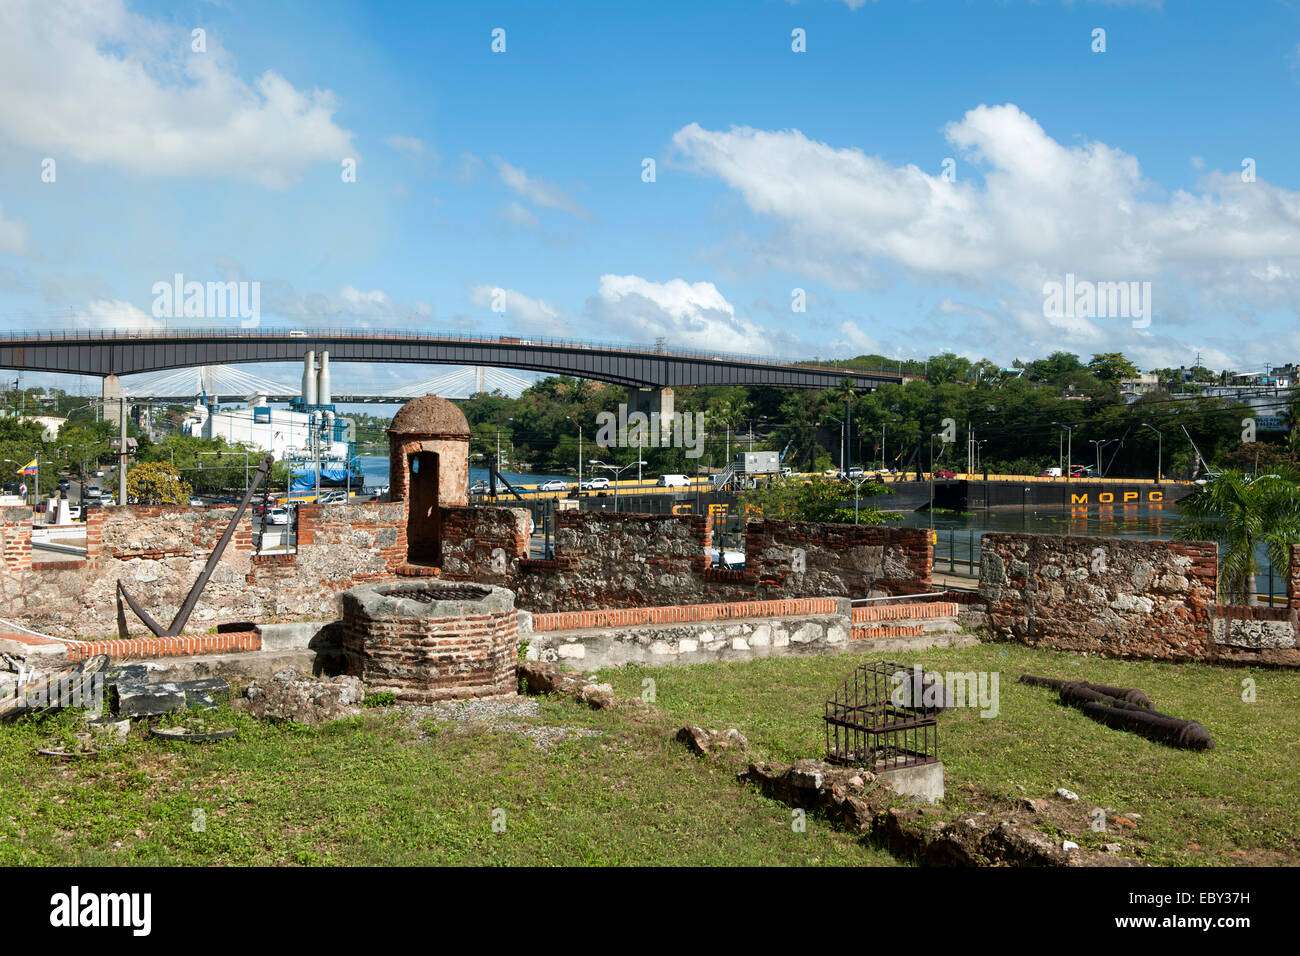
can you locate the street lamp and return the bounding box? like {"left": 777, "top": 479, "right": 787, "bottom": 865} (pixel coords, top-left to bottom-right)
{"left": 1051, "top": 422, "right": 1074, "bottom": 476}
{"left": 588, "top": 458, "right": 645, "bottom": 513}
{"left": 1088, "top": 438, "right": 1118, "bottom": 476}
{"left": 567, "top": 414, "right": 584, "bottom": 491}
{"left": 880, "top": 419, "right": 899, "bottom": 472}
{"left": 1141, "top": 424, "right": 1163, "bottom": 483}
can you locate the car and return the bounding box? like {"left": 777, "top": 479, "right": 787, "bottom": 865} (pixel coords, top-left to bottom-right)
{"left": 656, "top": 474, "right": 690, "bottom": 488}
{"left": 57, "top": 478, "right": 70, "bottom": 491}
{"left": 934, "top": 469, "right": 956, "bottom": 479}
{"left": 189, "top": 498, "right": 205, "bottom": 507}
{"left": 1069, "top": 466, "right": 1096, "bottom": 478}
{"left": 84, "top": 485, "right": 102, "bottom": 499}
{"left": 265, "top": 507, "right": 291, "bottom": 526}
{"left": 92, "top": 470, "right": 105, "bottom": 478}
{"left": 823, "top": 469, "right": 838, "bottom": 477}
{"left": 100, "top": 496, "right": 116, "bottom": 506}
{"left": 537, "top": 479, "right": 569, "bottom": 493}
{"left": 469, "top": 480, "right": 489, "bottom": 495}
{"left": 1039, "top": 468, "right": 1062, "bottom": 478}
{"left": 67, "top": 504, "right": 81, "bottom": 521}
{"left": 781, "top": 466, "right": 793, "bottom": 477}
{"left": 580, "top": 477, "right": 611, "bottom": 490}
{"left": 318, "top": 490, "right": 348, "bottom": 504}
{"left": 847, "top": 466, "right": 864, "bottom": 479}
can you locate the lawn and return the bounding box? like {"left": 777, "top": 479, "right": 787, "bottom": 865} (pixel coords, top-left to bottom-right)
{"left": 2, "top": 644, "right": 1296, "bottom": 866}
{"left": 0, "top": 694, "right": 893, "bottom": 866}
{"left": 600, "top": 644, "right": 1300, "bottom": 866}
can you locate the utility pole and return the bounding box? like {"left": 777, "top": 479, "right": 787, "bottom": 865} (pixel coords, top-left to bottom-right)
{"left": 118, "top": 396, "right": 128, "bottom": 505}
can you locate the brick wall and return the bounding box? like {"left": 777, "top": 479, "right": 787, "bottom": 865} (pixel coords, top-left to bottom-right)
{"left": 977, "top": 532, "right": 1275, "bottom": 663}
{"left": 2, "top": 506, "right": 31, "bottom": 573}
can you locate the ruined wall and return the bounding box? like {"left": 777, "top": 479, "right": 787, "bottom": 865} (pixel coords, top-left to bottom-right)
{"left": 744, "top": 520, "right": 932, "bottom": 599}
{"left": 979, "top": 532, "right": 1299, "bottom": 665}
{"left": 1, "top": 503, "right": 933, "bottom": 636}
{"left": 2, "top": 506, "right": 31, "bottom": 573}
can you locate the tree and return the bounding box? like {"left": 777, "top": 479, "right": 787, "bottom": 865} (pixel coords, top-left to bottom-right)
{"left": 739, "top": 476, "right": 899, "bottom": 524}
{"left": 1087, "top": 352, "right": 1139, "bottom": 386}
{"left": 127, "top": 461, "right": 193, "bottom": 505}
{"left": 1175, "top": 472, "right": 1300, "bottom": 605}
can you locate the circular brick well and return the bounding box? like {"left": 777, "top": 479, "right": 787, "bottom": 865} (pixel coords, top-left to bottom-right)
{"left": 341, "top": 581, "right": 519, "bottom": 702}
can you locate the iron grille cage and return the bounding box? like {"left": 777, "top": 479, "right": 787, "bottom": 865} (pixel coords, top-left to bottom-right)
{"left": 825, "top": 660, "right": 939, "bottom": 769}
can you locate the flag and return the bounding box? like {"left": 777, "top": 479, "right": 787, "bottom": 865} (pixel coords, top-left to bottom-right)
{"left": 15, "top": 459, "right": 36, "bottom": 476}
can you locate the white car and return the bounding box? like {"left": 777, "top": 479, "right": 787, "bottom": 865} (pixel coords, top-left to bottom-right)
{"left": 537, "top": 479, "right": 569, "bottom": 493}
{"left": 265, "top": 507, "right": 291, "bottom": 526}
{"left": 580, "top": 477, "right": 611, "bottom": 490}
{"left": 656, "top": 474, "right": 690, "bottom": 487}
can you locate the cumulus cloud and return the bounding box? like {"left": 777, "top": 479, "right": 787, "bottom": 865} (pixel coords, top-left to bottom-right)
{"left": 0, "top": 204, "right": 31, "bottom": 257}
{"left": 73, "top": 298, "right": 162, "bottom": 330}
{"left": 672, "top": 104, "right": 1300, "bottom": 360}
{"left": 492, "top": 158, "right": 588, "bottom": 219}
{"left": 0, "top": 0, "right": 355, "bottom": 187}
{"left": 469, "top": 284, "right": 566, "bottom": 328}
{"left": 584, "top": 275, "right": 790, "bottom": 356}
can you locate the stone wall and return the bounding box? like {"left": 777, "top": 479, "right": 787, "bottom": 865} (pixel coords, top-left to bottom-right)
{"left": 979, "top": 532, "right": 1299, "bottom": 665}
{"left": 1, "top": 503, "right": 933, "bottom": 637}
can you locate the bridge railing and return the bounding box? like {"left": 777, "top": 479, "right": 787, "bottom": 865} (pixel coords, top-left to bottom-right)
{"left": 0, "top": 326, "right": 902, "bottom": 381}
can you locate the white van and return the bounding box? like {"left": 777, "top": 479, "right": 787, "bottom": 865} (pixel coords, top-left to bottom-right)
{"left": 656, "top": 474, "right": 690, "bottom": 488}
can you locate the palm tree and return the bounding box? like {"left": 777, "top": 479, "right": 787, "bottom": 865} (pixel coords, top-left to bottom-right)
{"left": 1175, "top": 472, "right": 1300, "bottom": 605}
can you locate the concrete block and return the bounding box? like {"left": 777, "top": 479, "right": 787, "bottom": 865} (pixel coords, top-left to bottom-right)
{"left": 878, "top": 760, "right": 944, "bottom": 804}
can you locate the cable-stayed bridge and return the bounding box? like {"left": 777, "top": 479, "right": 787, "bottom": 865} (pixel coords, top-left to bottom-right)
{"left": 122, "top": 364, "right": 536, "bottom": 404}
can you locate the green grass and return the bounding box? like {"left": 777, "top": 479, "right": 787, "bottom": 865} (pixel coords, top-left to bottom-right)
{"left": 600, "top": 645, "right": 1300, "bottom": 866}
{"left": 0, "top": 696, "right": 893, "bottom": 866}
{"left": 4, "top": 645, "right": 1296, "bottom": 866}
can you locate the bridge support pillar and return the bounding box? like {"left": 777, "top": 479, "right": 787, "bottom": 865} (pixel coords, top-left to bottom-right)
{"left": 628, "top": 387, "right": 674, "bottom": 442}
{"left": 102, "top": 375, "right": 129, "bottom": 430}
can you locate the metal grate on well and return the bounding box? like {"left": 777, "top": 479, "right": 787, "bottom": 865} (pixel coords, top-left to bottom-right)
{"left": 824, "top": 660, "right": 939, "bottom": 769}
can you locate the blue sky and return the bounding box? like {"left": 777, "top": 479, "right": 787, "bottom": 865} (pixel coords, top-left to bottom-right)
{"left": 1, "top": 0, "right": 1299, "bottom": 397}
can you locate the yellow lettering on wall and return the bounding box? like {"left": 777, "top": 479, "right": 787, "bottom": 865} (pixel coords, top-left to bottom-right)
{"left": 1070, "top": 494, "right": 1088, "bottom": 504}
{"left": 671, "top": 504, "right": 692, "bottom": 515}
{"left": 1123, "top": 492, "right": 1138, "bottom": 502}
{"left": 1099, "top": 492, "right": 1114, "bottom": 503}
{"left": 1149, "top": 491, "right": 1163, "bottom": 501}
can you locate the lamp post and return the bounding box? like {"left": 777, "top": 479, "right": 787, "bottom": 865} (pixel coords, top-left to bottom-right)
{"left": 1051, "top": 422, "right": 1073, "bottom": 476}
{"left": 588, "top": 458, "right": 645, "bottom": 514}
{"left": 1089, "top": 439, "right": 1118, "bottom": 476}
{"left": 1141, "top": 424, "right": 1163, "bottom": 483}
{"left": 567, "top": 414, "right": 583, "bottom": 492}
{"left": 880, "top": 420, "right": 898, "bottom": 472}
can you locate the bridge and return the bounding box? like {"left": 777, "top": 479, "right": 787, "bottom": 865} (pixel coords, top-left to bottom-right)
{"left": 121, "top": 363, "right": 538, "bottom": 403}
{"left": 0, "top": 328, "right": 902, "bottom": 391}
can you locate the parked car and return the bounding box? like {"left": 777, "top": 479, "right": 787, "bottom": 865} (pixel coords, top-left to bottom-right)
{"left": 84, "top": 485, "right": 102, "bottom": 499}
{"left": 265, "top": 507, "right": 291, "bottom": 526}
{"left": 656, "top": 474, "right": 690, "bottom": 488}
{"left": 537, "top": 479, "right": 569, "bottom": 493}
{"left": 580, "top": 477, "right": 611, "bottom": 490}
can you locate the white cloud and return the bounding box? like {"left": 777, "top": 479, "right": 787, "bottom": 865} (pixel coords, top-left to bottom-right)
{"left": 384, "top": 135, "right": 433, "bottom": 158}
{"left": 469, "top": 284, "right": 565, "bottom": 327}
{"left": 0, "top": 0, "right": 355, "bottom": 188}
{"left": 585, "top": 275, "right": 788, "bottom": 356}
{"left": 492, "top": 158, "right": 588, "bottom": 219}
{"left": 672, "top": 105, "right": 1300, "bottom": 361}
{"left": 270, "top": 284, "right": 433, "bottom": 326}
{"left": 73, "top": 298, "right": 161, "bottom": 330}
{"left": 0, "top": 204, "right": 31, "bottom": 257}
{"left": 500, "top": 202, "right": 540, "bottom": 229}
